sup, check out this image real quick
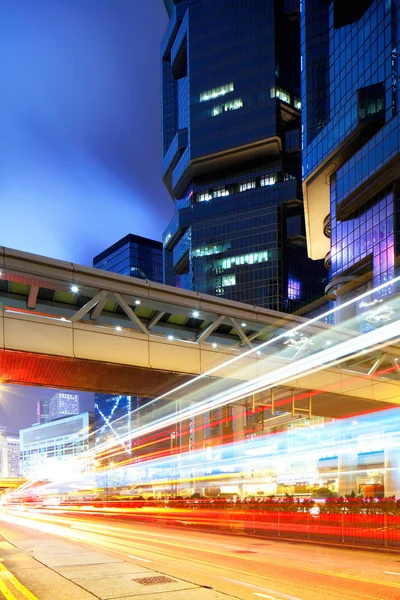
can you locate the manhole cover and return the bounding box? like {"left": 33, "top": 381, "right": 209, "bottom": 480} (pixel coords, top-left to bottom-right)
{"left": 133, "top": 576, "right": 176, "bottom": 586}
{"left": 232, "top": 550, "right": 257, "bottom": 554}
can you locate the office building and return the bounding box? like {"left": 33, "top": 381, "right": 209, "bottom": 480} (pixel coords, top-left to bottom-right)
{"left": 94, "top": 394, "right": 169, "bottom": 463}
{"left": 20, "top": 412, "right": 92, "bottom": 479}
{"left": 36, "top": 398, "right": 50, "bottom": 424}
{"left": 0, "top": 434, "right": 20, "bottom": 478}
{"left": 93, "top": 234, "right": 163, "bottom": 283}
{"left": 301, "top": 0, "right": 400, "bottom": 321}
{"left": 161, "top": 0, "right": 326, "bottom": 312}
{"left": 94, "top": 394, "right": 133, "bottom": 451}
{"left": 49, "top": 392, "right": 79, "bottom": 422}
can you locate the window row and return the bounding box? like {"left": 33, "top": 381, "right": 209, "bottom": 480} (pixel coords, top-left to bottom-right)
{"left": 203, "top": 250, "right": 271, "bottom": 272}
{"left": 193, "top": 242, "right": 232, "bottom": 257}
{"left": 195, "top": 173, "right": 294, "bottom": 203}
{"left": 211, "top": 98, "right": 243, "bottom": 116}
{"left": 200, "top": 82, "right": 234, "bottom": 102}
{"left": 270, "top": 87, "right": 301, "bottom": 110}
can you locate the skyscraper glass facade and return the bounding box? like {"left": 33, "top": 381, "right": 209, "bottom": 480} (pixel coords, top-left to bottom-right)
{"left": 94, "top": 394, "right": 133, "bottom": 451}
{"left": 93, "top": 234, "right": 163, "bottom": 283}
{"left": 301, "top": 0, "right": 400, "bottom": 322}
{"left": 161, "top": 0, "right": 326, "bottom": 312}
{"left": 94, "top": 395, "right": 166, "bottom": 461}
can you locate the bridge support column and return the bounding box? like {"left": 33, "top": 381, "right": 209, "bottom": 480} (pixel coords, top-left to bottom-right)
{"left": 384, "top": 437, "right": 400, "bottom": 497}
{"left": 193, "top": 412, "right": 205, "bottom": 451}
{"left": 232, "top": 404, "right": 246, "bottom": 443}
{"left": 338, "top": 451, "right": 358, "bottom": 496}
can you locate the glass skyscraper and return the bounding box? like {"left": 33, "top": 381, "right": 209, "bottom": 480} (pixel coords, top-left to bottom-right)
{"left": 301, "top": 0, "right": 400, "bottom": 322}
{"left": 94, "top": 394, "right": 133, "bottom": 450}
{"left": 161, "top": 0, "right": 326, "bottom": 312}
{"left": 93, "top": 234, "right": 163, "bottom": 284}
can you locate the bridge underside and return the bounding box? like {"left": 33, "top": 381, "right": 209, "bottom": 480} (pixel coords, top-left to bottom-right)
{"left": 0, "top": 349, "right": 394, "bottom": 419}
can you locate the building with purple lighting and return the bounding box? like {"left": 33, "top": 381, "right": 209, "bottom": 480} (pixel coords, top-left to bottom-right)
{"left": 301, "top": 0, "right": 400, "bottom": 323}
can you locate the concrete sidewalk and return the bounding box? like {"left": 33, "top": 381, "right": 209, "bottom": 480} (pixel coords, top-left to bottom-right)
{"left": 0, "top": 522, "right": 237, "bottom": 600}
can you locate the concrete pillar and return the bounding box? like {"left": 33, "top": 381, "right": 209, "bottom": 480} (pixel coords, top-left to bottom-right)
{"left": 193, "top": 412, "right": 205, "bottom": 451}
{"left": 232, "top": 404, "right": 246, "bottom": 443}
{"left": 338, "top": 451, "right": 358, "bottom": 496}
{"left": 384, "top": 437, "right": 400, "bottom": 497}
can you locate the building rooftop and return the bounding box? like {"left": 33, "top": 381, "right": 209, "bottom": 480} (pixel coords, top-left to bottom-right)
{"left": 93, "top": 234, "right": 162, "bottom": 266}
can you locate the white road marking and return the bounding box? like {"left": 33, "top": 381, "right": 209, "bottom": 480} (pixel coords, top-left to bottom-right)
{"left": 224, "top": 577, "right": 301, "bottom": 600}
{"left": 384, "top": 571, "right": 400, "bottom": 576}
{"left": 128, "top": 554, "right": 151, "bottom": 562}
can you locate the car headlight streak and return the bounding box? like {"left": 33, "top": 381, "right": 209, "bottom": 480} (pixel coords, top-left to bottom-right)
{"left": 83, "top": 309, "right": 400, "bottom": 462}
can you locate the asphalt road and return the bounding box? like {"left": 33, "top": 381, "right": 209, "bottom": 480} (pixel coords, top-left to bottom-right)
{"left": 2, "top": 507, "right": 400, "bottom": 600}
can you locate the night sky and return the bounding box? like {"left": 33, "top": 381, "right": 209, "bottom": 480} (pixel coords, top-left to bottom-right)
{"left": 1, "top": 1, "right": 172, "bottom": 431}
{"left": 1, "top": 0, "right": 172, "bottom": 266}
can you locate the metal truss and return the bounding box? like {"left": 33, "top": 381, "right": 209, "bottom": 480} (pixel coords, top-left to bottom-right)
{"left": 0, "top": 247, "right": 315, "bottom": 349}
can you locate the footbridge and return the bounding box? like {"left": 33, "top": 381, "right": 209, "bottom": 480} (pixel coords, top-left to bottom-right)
{"left": 0, "top": 247, "right": 399, "bottom": 419}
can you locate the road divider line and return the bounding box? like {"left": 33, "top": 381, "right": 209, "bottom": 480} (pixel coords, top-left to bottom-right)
{"left": 0, "top": 577, "right": 18, "bottom": 600}
{"left": 128, "top": 555, "right": 151, "bottom": 562}
{"left": 0, "top": 562, "right": 40, "bottom": 600}
{"left": 225, "top": 577, "right": 302, "bottom": 600}
{"left": 384, "top": 571, "right": 400, "bottom": 576}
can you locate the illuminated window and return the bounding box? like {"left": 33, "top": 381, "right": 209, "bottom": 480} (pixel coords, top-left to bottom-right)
{"left": 193, "top": 242, "right": 231, "bottom": 257}
{"left": 209, "top": 250, "right": 269, "bottom": 271}
{"left": 211, "top": 98, "right": 243, "bottom": 116}
{"left": 283, "top": 172, "right": 296, "bottom": 181}
{"left": 288, "top": 276, "right": 301, "bottom": 300}
{"left": 197, "top": 191, "right": 212, "bottom": 202}
{"left": 200, "top": 82, "right": 234, "bottom": 102}
{"left": 260, "top": 174, "right": 277, "bottom": 186}
{"left": 294, "top": 97, "right": 301, "bottom": 110}
{"left": 239, "top": 180, "right": 256, "bottom": 192}
{"left": 213, "top": 186, "right": 229, "bottom": 198}
{"left": 221, "top": 275, "right": 236, "bottom": 287}
{"left": 270, "top": 87, "right": 291, "bottom": 105}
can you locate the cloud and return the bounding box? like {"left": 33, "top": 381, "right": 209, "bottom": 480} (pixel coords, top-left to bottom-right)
{"left": 0, "top": 0, "right": 173, "bottom": 266}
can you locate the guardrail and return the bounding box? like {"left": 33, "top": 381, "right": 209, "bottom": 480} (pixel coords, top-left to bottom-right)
{"left": 33, "top": 498, "right": 400, "bottom": 550}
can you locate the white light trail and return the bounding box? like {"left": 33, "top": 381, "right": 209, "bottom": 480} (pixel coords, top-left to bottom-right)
{"left": 82, "top": 310, "right": 400, "bottom": 460}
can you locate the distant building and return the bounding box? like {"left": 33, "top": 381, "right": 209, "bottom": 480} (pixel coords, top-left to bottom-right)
{"left": 36, "top": 398, "right": 50, "bottom": 424}
{"left": 94, "top": 394, "right": 133, "bottom": 451}
{"left": 20, "top": 412, "right": 92, "bottom": 479}
{"left": 93, "top": 234, "right": 163, "bottom": 283}
{"left": 0, "top": 434, "right": 20, "bottom": 478}
{"left": 94, "top": 394, "right": 169, "bottom": 471}
{"left": 49, "top": 392, "right": 79, "bottom": 422}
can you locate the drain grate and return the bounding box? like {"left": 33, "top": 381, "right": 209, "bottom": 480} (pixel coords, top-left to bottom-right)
{"left": 133, "top": 576, "right": 176, "bottom": 586}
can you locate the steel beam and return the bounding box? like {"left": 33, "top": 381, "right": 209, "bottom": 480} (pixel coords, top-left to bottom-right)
{"left": 113, "top": 292, "right": 149, "bottom": 335}
{"left": 27, "top": 285, "right": 39, "bottom": 309}
{"left": 229, "top": 317, "right": 252, "bottom": 349}
{"left": 70, "top": 290, "right": 109, "bottom": 323}
{"left": 91, "top": 292, "right": 109, "bottom": 320}
{"left": 196, "top": 314, "right": 225, "bottom": 343}
{"left": 147, "top": 311, "right": 165, "bottom": 330}
{"left": 367, "top": 354, "right": 385, "bottom": 376}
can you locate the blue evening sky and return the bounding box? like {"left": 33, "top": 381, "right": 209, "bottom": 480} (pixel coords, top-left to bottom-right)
{"left": 1, "top": 1, "right": 171, "bottom": 430}
{"left": 1, "top": 0, "right": 172, "bottom": 266}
